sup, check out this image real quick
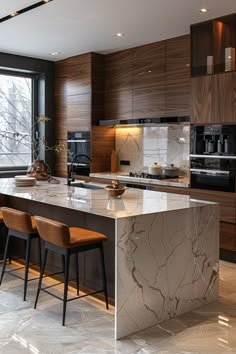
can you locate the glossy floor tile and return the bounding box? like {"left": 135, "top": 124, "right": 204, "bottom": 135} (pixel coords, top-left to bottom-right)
{"left": 0, "top": 261, "right": 236, "bottom": 353}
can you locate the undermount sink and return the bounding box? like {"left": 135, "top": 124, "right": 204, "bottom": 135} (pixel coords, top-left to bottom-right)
{"left": 69, "top": 182, "right": 104, "bottom": 190}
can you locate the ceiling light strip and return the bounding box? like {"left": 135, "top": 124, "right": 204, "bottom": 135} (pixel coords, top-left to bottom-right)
{"left": 0, "top": 0, "right": 53, "bottom": 24}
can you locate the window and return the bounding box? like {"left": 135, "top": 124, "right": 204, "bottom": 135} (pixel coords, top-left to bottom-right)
{"left": 0, "top": 72, "right": 35, "bottom": 170}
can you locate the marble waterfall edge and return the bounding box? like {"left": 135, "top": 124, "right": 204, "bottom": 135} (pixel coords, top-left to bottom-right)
{"left": 115, "top": 204, "right": 219, "bottom": 339}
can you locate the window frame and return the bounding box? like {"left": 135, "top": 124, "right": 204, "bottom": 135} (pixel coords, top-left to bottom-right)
{"left": 0, "top": 69, "right": 38, "bottom": 172}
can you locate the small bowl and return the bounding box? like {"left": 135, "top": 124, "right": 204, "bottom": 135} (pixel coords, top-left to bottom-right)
{"left": 104, "top": 185, "right": 128, "bottom": 198}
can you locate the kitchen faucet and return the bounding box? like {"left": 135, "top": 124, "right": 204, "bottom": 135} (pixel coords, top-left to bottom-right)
{"left": 67, "top": 154, "right": 92, "bottom": 186}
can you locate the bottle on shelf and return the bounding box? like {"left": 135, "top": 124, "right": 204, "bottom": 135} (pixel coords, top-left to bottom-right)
{"left": 217, "top": 139, "right": 222, "bottom": 153}
{"left": 224, "top": 138, "right": 229, "bottom": 154}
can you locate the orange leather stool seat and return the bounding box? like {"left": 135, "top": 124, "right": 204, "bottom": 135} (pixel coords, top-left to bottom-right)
{"left": 0, "top": 207, "right": 41, "bottom": 301}
{"left": 34, "top": 216, "right": 109, "bottom": 326}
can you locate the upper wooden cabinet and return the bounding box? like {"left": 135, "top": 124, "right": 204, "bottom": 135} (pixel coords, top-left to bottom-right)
{"left": 104, "top": 35, "right": 190, "bottom": 120}
{"left": 212, "top": 72, "right": 236, "bottom": 123}
{"left": 191, "top": 14, "right": 236, "bottom": 77}
{"left": 191, "top": 71, "right": 236, "bottom": 124}
{"left": 191, "top": 76, "right": 212, "bottom": 124}
{"left": 104, "top": 49, "right": 132, "bottom": 91}
{"left": 166, "top": 35, "right": 190, "bottom": 116}
{"left": 132, "top": 41, "right": 165, "bottom": 89}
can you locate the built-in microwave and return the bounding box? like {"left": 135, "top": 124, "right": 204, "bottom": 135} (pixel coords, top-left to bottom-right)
{"left": 67, "top": 131, "right": 91, "bottom": 176}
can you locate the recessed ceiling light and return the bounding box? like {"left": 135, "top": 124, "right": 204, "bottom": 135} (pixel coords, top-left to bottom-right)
{"left": 50, "top": 51, "right": 61, "bottom": 56}
{"left": 116, "top": 33, "right": 124, "bottom": 37}
{"left": 200, "top": 8, "right": 208, "bottom": 13}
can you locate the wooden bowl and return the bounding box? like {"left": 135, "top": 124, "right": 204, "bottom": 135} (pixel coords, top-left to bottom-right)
{"left": 104, "top": 185, "right": 128, "bottom": 197}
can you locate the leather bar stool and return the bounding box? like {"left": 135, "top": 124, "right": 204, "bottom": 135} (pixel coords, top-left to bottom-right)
{"left": 0, "top": 207, "right": 41, "bottom": 301}
{"left": 34, "top": 216, "right": 109, "bottom": 326}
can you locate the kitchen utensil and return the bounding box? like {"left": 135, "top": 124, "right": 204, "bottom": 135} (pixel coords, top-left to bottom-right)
{"left": 148, "top": 163, "right": 163, "bottom": 176}
{"left": 163, "top": 164, "right": 179, "bottom": 178}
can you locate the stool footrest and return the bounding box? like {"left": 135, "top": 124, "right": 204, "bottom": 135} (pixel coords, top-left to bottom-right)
{"left": 40, "top": 287, "right": 105, "bottom": 303}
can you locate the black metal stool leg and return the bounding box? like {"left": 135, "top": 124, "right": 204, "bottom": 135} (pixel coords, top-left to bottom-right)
{"left": 99, "top": 244, "right": 109, "bottom": 309}
{"left": 75, "top": 253, "right": 79, "bottom": 295}
{"left": 38, "top": 238, "right": 42, "bottom": 271}
{"left": 62, "top": 255, "right": 65, "bottom": 274}
{"left": 62, "top": 251, "right": 70, "bottom": 326}
{"left": 34, "top": 248, "right": 48, "bottom": 309}
{"left": 23, "top": 237, "right": 31, "bottom": 301}
{"left": 0, "top": 233, "right": 11, "bottom": 285}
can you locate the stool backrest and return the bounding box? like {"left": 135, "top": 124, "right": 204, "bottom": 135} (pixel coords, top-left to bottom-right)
{"left": 35, "top": 216, "right": 70, "bottom": 248}
{"left": 1, "top": 207, "right": 35, "bottom": 233}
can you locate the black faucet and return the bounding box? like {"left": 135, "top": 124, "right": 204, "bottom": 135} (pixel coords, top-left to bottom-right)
{"left": 67, "top": 154, "right": 92, "bottom": 185}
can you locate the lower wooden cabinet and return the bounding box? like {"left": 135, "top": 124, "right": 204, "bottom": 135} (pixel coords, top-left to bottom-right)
{"left": 220, "top": 222, "right": 236, "bottom": 252}
{"left": 190, "top": 188, "right": 236, "bottom": 258}
{"left": 190, "top": 189, "right": 236, "bottom": 224}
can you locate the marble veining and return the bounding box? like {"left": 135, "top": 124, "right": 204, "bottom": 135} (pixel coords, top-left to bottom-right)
{"left": 0, "top": 178, "right": 205, "bottom": 219}
{"left": 115, "top": 204, "right": 219, "bottom": 339}
{"left": 116, "top": 125, "right": 190, "bottom": 177}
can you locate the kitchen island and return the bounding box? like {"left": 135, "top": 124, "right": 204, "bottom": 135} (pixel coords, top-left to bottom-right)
{"left": 0, "top": 178, "right": 219, "bottom": 339}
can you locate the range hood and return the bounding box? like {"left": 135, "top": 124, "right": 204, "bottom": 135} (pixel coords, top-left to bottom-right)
{"left": 98, "top": 116, "right": 190, "bottom": 126}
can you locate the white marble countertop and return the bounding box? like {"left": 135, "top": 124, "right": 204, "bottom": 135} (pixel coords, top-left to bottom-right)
{"left": 89, "top": 172, "right": 190, "bottom": 188}
{"left": 0, "top": 177, "right": 213, "bottom": 219}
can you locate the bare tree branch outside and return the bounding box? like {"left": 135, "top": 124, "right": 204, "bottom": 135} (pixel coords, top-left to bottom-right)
{"left": 0, "top": 73, "right": 32, "bottom": 168}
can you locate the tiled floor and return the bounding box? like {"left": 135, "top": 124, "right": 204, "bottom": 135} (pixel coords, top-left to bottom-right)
{"left": 0, "top": 261, "right": 236, "bottom": 353}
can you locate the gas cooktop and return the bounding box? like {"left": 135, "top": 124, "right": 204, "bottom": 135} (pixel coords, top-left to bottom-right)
{"left": 128, "top": 172, "right": 179, "bottom": 179}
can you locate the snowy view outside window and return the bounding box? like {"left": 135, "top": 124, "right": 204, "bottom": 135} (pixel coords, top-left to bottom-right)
{"left": 0, "top": 73, "right": 33, "bottom": 168}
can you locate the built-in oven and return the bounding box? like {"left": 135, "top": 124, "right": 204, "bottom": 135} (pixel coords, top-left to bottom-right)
{"left": 67, "top": 131, "right": 91, "bottom": 176}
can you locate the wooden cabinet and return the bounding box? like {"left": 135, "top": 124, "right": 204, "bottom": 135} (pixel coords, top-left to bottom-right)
{"left": 190, "top": 189, "right": 236, "bottom": 224}
{"left": 133, "top": 86, "right": 165, "bottom": 118}
{"left": 190, "top": 188, "right": 236, "bottom": 253}
{"left": 150, "top": 184, "right": 189, "bottom": 195}
{"left": 132, "top": 41, "right": 166, "bottom": 118}
{"left": 55, "top": 53, "right": 115, "bottom": 177}
{"left": 212, "top": 72, "right": 236, "bottom": 123}
{"left": 191, "top": 72, "right": 236, "bottom": 124}
{"left": 132, "top": 41, "right": 165, "bottom": 89}
{"left": 104, "top": 35, "right": 190, "bottom": 121}
{"left": 166, "top": 35, "right": 190, "bottom": 116}
{"left": 104, "top": 49, "right": 132, "bottom": 91}
{"left": 191, "top": 76, "right": 212, "bottom": 124}
{"left": 220, "top": 222, "right": 236, "bottom": 251}
{"left": 104, "top": 49, "right": 132, "bottom": 120}
{"left": 105, "top": 89, "right": 132, "bottom": 120}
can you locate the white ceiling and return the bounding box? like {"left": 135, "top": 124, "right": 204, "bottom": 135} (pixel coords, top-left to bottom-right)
{"left": 0, "top": 0, "right": 236, "bottom": 61}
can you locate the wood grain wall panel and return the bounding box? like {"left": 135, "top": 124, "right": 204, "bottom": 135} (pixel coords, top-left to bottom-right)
{"left": 166, "top": 35, "right": 190, "bottom": 83}
{"left": 190, "top": 189, "right": 236, "bottom": 224}
{"left": 132, "top": 41, "right": 166, "bottom": 89}
{"left": 65, "top": 54, "right": 92, "bottom": 96}
{"left": 105, "top": 89, "right": 132, "bottom": 120}
{"left": 166, "top": 35, "right": 190, "bottom": 116}
{"left": 91, "top": 126, "right": 115, "bottom": 172}
{"left": 212, "top": 72, "right": 236, "bottom": 123}
{"left": 133, "top": 86, "right": 165, "bottom": 118}
{"left": 67, "top": 94, "right": 91, "bottom": 132}
{"left": 166, "top": 83, "right": 190, "bottom": 116}
{"left": 54, "top": 139, "right": 67, "bottom": 177}
{"left": 191, "top": 76, "right": 212, "bottom": 124}
{"left": 104, "top": 49, "right": 132, "bottom": 91}
{"left": 91, "top": 53, "right": 104, "bottom": 124}
{"left": 220, "top": 222, "right": 236, "bottom": 251}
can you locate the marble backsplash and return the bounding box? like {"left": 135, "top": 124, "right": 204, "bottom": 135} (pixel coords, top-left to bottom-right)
{"left": 116, "top": 125, "right": 190, "bottom": 177}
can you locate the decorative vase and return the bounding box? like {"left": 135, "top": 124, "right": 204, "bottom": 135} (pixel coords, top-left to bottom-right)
{"left": 27, "top": 160, "right": 51, "bottom": 181}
